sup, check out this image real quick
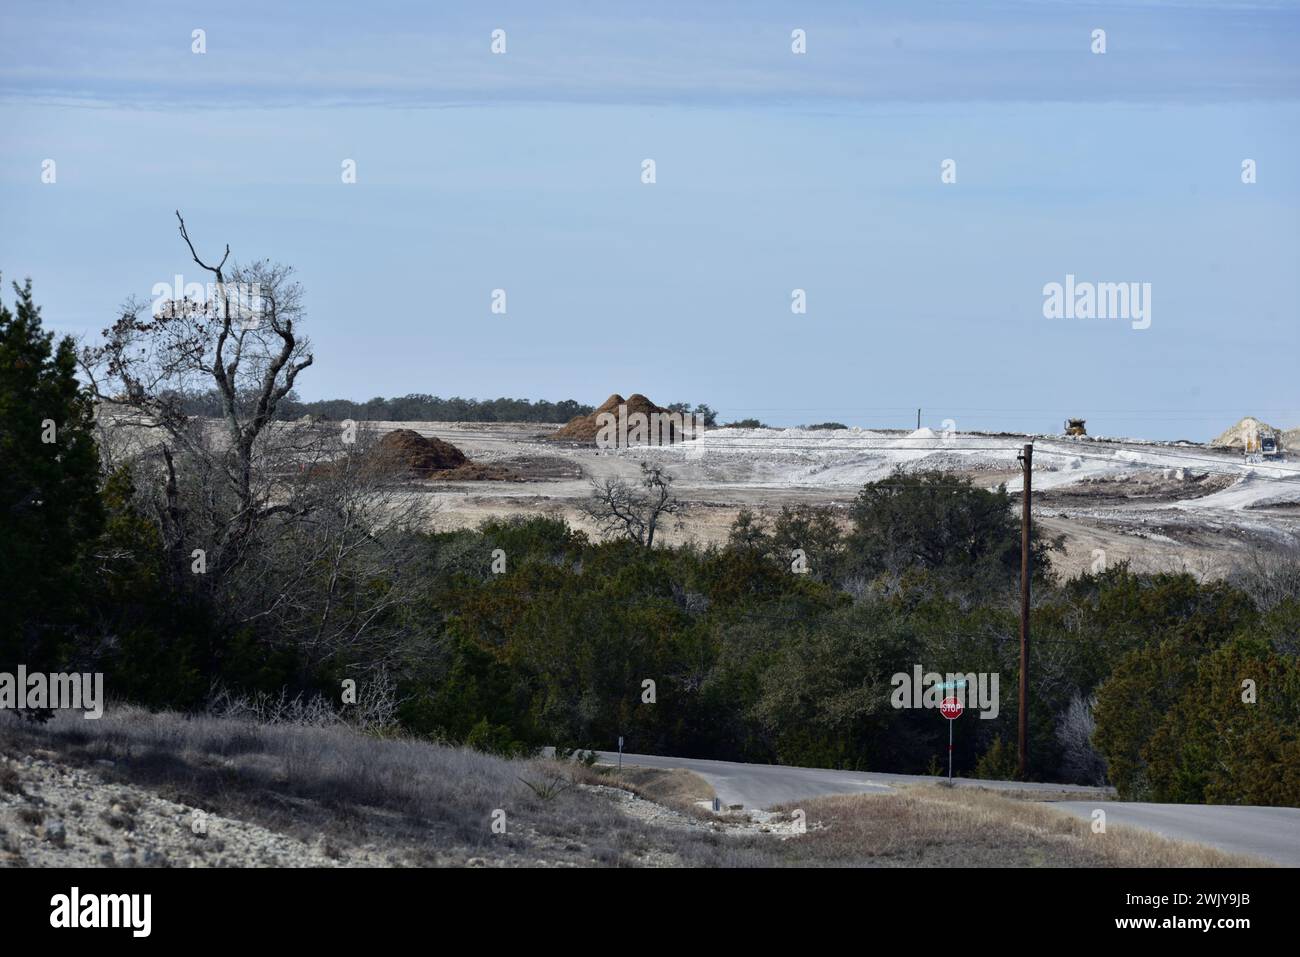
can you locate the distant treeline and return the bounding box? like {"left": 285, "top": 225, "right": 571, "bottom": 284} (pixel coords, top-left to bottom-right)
{"left": 177, "top": 390, "right": 595, "bottom": 423}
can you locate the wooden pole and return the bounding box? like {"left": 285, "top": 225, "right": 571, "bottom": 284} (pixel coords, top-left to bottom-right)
{"left": 1018, "top": 443, "right": 1033, "bottom": 780}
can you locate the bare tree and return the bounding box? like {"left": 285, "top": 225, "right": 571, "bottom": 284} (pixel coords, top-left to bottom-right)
{"left": 214, "top": 422, "right": 436, "bottom": 671}
{"left": 580, "top": 462, "right": 680, "bottom": 548}
{"left": 79, "top": 214, "right": 434, "bottom": 673}
{"left": 1055, "top": 692, "right": 1108, "bottom": 786}
{"left": 82, "top": 212, "right": 316, "bottom": 582}
{"left": 207, "top": 664, "right": 404, "bottom": 734}
{"left": 1226, "top": 541, "right": 1300, "bottom": 615}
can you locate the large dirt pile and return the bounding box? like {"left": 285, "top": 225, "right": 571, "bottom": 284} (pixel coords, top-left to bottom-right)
{"left": 371, "top": 429, "right": 515, "bottom": 481}
{"left": 375, "top": 429, "right": 469, "bottom": 472}
{"left": 1211, "top": 416, "right": 1280, "bottom": 449}
{"left": 549, "top": 393, "right": 682, "bottom": 444}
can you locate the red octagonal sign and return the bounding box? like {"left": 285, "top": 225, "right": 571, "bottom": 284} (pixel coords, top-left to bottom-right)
{"left": 940, "top": 696, "right": 963, "bottom": 719}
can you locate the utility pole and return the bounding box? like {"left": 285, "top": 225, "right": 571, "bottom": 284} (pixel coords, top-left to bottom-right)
{"left": 1017, "top": 442, "right": 1033, "bottom": 780}
{"left": 917, "top": 408, "right": 921, "bottom": 430}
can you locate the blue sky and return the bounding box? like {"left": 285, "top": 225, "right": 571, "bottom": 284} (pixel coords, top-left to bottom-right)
{"left": 1, "top": 0, "right": 1297, "bottom": 439}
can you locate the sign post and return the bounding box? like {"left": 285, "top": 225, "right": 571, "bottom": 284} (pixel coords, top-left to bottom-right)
{"left": 940, "top": 696, "right": 963, "bottom": 781}
{"left": 617, "top": 735, "right": 624, "bottom": 773}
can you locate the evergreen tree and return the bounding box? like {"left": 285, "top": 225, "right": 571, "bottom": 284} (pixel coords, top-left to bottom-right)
{"left": 0, "top": 277, "right": 103, "bottom": 667}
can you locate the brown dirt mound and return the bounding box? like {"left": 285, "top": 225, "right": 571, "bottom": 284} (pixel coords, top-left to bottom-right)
{"left": 308, "top": 430, "right": 516, "bottom": 482}
{"left": 373, "top": 430, "right": 519, "bottom": 481}
{"left": 549, "top": 393, "right": 683, "bottom": 444}
{"left": 550, "top": 393, "right": 626, "bottom": 442}
{"left": 374, "top": 428, "right": 469, "bottom": 472}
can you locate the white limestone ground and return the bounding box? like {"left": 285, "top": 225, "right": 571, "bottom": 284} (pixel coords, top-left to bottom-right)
{"left": 0, "top": 749, "right": 390, "bottom": 868}
{"left": 94, "top": 410, "right": 1300, "bottom": 572}
{"left": 581, "top": 783, "right": 812, "bottom": 839}
{"left": 362, "top": 420, "right": 1300, "bottom": 576}
{"left": 0, "top": 729, "right": 782, "bottom": 870}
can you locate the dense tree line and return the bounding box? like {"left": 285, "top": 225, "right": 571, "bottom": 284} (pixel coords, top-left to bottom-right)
{"left": 5, "top": 262, "right": 1297, "bottom": 806}
{"left": 174, "top": 390, "right": 595, "bottom": 424}
{"left": 177, "top": 392, "right": 721, "bottom": 427}
{"left": 402, "top": 506, "right": 1298, "bottom": 805}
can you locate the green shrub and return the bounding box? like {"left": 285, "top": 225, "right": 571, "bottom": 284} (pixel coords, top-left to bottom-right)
{"left": 465, "top": 717, "right": 531, "bottom": 758}
{"left": 975, "top": 737, "right": 1019, "bottom": 780}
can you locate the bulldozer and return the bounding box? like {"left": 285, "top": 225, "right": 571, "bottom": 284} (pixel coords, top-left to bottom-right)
{"left": 1246, "top": 428, "right": 1281, "bottom": 458}
{"left": 1064, "top": 418, "right": 1087, "bottom": 436}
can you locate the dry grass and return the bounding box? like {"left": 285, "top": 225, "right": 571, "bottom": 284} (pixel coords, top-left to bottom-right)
{"left": 569, "top": 763, "right": 716, "bottom": 817}
{"left": 4, "top": 711, "right": 1265, "bottom": 868}
{"left": 962, "top": 786, "right": 1115, "bottom": 803}
{"left": 772, "top": 786, "right": 1269, "bottom": 867}
{"left": 1, "top": 707, "right": 776, "bottom": 868}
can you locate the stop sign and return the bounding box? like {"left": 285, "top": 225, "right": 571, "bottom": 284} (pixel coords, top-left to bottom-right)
{"left": 940, "top": 696, "right": 963, "bottom": 719}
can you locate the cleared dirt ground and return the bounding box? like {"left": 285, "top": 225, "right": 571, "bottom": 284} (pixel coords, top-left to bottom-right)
{"left": 94, "top": 410, "right": 1300, "bottom": 578}
{"left": 358, "top": 420, "right": 1300, "bottom": 578}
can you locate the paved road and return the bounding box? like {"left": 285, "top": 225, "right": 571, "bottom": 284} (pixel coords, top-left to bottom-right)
{"left": 596, "top": 752, "right": 1298, "bottom": 866}
{"left": 593, "top": 751, "right": 1110, "bottom": 809}
{"left": 1053, "top": 802, "right": 1300, "bottom": 867}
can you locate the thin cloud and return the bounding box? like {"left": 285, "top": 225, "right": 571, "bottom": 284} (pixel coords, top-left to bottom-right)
{"left": 1, "top": 0, "right": 1297, "bottom": 109}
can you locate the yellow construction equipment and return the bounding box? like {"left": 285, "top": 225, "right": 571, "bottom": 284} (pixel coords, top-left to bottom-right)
{"left": 1064, "top": 418, "right": 1087, "bottom": 436}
